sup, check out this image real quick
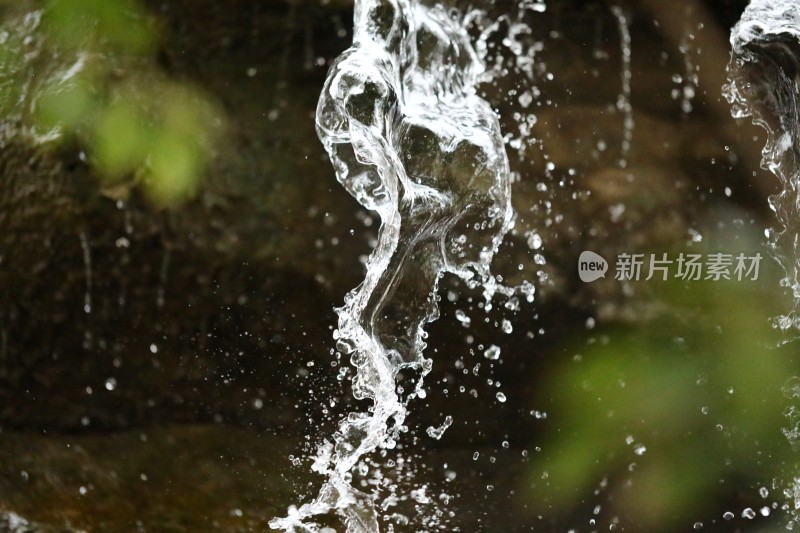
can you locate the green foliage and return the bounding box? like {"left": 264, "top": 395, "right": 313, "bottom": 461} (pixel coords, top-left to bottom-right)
{"left": 1, "top": 0, "right": 222, "bottom": 205}
{"left": 528, "top": 273, "right": 797, "bottom": 527}
{"left": 42, "top": 0, "right": 156, "bottom": 54}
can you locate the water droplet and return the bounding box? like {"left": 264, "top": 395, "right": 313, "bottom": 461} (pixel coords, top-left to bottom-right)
{"left": 484, "top": 345, "right": 501, "bottom": 360}
{"left": 455, "top": 310, "right": 471, "bottom": 326}
{"left": 426, "top": 416, "right": 453, "bottom": 440}
{"left": 526, "top": 231, "right": 543, "bottom": 250}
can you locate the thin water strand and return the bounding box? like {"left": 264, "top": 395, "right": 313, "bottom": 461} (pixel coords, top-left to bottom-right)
{"left": 611, "top": 5, "right": 633, "bottom": 168}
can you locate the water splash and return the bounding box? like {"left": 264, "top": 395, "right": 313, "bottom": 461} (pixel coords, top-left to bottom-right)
{"left": 725, "top": 0, "right": 800, "bottom": 335}
{"left": 270, "top": 1, "right": 514, "bottom": 531}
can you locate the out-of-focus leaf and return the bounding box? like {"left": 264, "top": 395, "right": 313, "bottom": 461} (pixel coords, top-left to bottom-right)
{"left": 527, "top": 275, "right": 796, "bottom": 528}
{"left": 42, "top": 0, "right": 155, "bottom": 54}
{"left": 92, "top": 97, "right": 149, "bottom": 179}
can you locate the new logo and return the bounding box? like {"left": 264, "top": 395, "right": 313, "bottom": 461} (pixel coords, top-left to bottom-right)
{"left": 578, "top": 251, "right": 608, "bottom": 283}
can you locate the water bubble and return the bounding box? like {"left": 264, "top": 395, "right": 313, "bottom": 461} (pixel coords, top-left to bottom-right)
{"left": 722, "top": 511, "right": 734, "bottom": 520}
{"left": 105, "top": 378, "right": 117, "bottom": 391}
{"left": 742, "top": 508, "right": 756, "bottom": 519}
{"left": 496, "top": 392, "right": 507, "bottom": 403}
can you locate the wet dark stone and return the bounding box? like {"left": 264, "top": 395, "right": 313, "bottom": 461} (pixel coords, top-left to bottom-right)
{"left": 0, "top": 0, "right": 366, "bottom": 431}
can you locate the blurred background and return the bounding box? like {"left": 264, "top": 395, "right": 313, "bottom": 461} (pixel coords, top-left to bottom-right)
{"left": 2, "top": 0, "right": 798, "bottom": 531}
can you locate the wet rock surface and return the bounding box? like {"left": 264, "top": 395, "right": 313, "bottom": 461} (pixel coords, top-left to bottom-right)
{"left": 0, "top": 423, "right": 547, "bottom": 532}
{"left": 0, "top": 0, "right": 365, "bottom": 431}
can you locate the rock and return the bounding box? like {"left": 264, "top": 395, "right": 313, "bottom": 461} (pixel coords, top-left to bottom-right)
{"left": 0, "top": 425, "right": 300, "bottom": 531}
{"left": 0, "top": 0, "right": 364, "bottom": 431}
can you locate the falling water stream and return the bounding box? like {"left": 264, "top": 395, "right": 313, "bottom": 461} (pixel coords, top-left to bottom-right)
{"left": 270, "top": 1, "right": 516, "bottom": 530}
{"left": 725, "top": 0, "right": 800, "bottom": 516}
{"left": 725, "top": 0, "right": 800, "bottom": 336}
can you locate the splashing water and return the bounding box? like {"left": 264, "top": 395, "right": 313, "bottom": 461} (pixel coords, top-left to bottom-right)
{"left": 270, "top": 1, "right": 514, "bottom": 531}
{"left": 724, "top": 0, "right": 800, "bottom": 335}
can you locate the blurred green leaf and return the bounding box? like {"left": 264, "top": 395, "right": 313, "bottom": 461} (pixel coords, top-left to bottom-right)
{"left": 528, "top": 276, "right": 796, "bottom": 528}
{"left": 36, "top": 72, "right": 95, "bottom": 130}
{"left": 92, "top": 97, "right": 149, "bottom": 179}
{"left": 0, "top": 0, "right": 223, "bottom": 206}
{"left": 43, "top": 0, "right": 155, "bottom": 54}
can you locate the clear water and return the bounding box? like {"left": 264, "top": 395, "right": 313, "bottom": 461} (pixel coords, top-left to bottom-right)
{"left": 270, "top": 1, "right": 517, "bottom": 530}
{"left": 724, "top": 0, "right": 800, "bottom": 336}
{"left": 724, "top": 0, "right": 800, "bottom": 516}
